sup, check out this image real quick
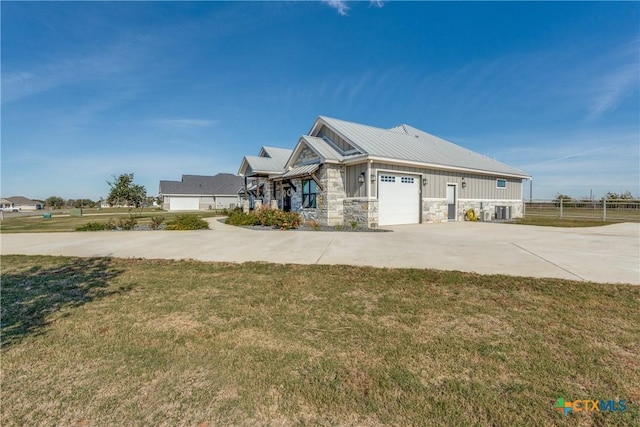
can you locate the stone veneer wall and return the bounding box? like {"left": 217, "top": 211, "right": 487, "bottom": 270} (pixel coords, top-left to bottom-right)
{"left": 343, "top": 199, "right": 379, "bottom": 228}
{"left": 423, "top": 198, "right": 524, "bottom": 222}
{"left": 458, "top": 199, "right": 523, "bottom": 221}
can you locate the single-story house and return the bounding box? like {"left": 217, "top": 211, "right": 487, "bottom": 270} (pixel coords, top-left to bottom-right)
{"left": 5, "top": 196, "right": 44, "bottom": 211}
{"left": 238, "top": 116, "right": 531, "bottom": 227}
{"left": 159, "top": 173, "right": 245, "bottom": 211}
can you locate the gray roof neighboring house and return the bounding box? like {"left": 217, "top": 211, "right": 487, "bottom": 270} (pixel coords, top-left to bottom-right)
{"left": 159, "top": 173, "right": 244, "bottom": 196}
{"left": 308, "top": 116, "right": 529, "bottom": 178}
{"left": 6, "top": 196, "right": 44, "bottom": 206}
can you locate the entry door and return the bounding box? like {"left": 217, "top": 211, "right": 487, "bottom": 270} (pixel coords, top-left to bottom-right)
{"left": 283, "top": 187, "right": 291, "bottom": 212}
{"left": 446, "top": 185, "right": 456, "bottom": 220}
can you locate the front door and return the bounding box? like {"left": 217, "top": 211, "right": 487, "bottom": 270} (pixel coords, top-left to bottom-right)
{"left": 283, "top": 187, "right": 291, "bottom": 212}
{"left": 446, "top": 184, "right": 456, "bottom": 220}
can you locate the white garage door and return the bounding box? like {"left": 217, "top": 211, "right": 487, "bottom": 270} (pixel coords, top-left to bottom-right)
{"left": 378, "top": 173, "right": 420, "bottom": 226}
{"left": 169, "top": 197, "right": 200, "bottom": 211}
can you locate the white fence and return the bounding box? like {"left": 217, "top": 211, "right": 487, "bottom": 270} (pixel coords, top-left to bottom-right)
{"left": 524, "top": 199, "right": 640, "bottom": 222}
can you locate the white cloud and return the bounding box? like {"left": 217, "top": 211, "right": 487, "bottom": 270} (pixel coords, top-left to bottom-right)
{"left": 323, "top": 0, "right": 349, "bottom": 16}
{"left": 322, "top": 1, "right": 385, "bottom": 16}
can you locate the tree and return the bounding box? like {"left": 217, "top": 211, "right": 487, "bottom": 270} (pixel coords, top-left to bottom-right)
{"left": 554, "top": 193, "right": 572, "bottom": 203}
{"left": 106, "top": 173, "right": 146, "bottom": 217}
{"left": 45, "top": 196, "right": 65, "bottom": 209}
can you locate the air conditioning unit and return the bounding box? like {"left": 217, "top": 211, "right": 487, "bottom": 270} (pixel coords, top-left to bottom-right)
{"left": 481, "top": 210, "right": 491, "bottom": 222}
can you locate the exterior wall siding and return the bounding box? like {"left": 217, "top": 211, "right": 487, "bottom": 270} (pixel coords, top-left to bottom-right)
{"left": 345, "top": 163, "right": 367, "bottom": 197}
{"left": 317, "top": 125, "right": 355, "bottom": 152}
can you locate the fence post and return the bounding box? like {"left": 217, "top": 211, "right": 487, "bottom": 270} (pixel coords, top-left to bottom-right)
{"left": 603, "top": 198, "right": 607, "bottom": 222}
{"left": 560, "top": 198, "right": 563, "bottom": 219}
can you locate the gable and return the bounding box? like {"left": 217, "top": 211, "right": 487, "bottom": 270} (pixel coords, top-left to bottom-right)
{"left": 315, "top": 125, "right": 358, "bottom": 154}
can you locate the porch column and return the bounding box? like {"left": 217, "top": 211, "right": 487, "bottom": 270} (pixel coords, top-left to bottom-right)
{"left": 366, "top": 160, "right": 372, "bottom": 199}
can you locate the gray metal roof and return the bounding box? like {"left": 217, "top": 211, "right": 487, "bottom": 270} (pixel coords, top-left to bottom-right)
{"left": 239, "top": 146, "right": 293, "bottom": 176}
{"left": 261, "top": 146, "right": 293, "bottom": 166}
{"left": 281, "top": 164, "right": 320, "bottom": 178}
{"left": 159, "top": 173, "right": 244, "bottom": 195}
{"left": 316, "top": 116, "right": 529, "bottom": 177}
{"left": 300, "top": 136, "right": 344, "bottom": 162}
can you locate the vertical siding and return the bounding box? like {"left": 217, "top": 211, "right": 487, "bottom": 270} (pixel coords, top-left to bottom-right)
{"left": 346, "top": 164, "right": 367, "bottom": 197}
{"left": 317, "top": 126, "right": 355, "bottom": 152}
{"left": 371, "top": 163, "right": 522, "bottom": 200}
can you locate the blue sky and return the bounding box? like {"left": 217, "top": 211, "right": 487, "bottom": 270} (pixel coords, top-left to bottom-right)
{"left": 2, "top": 1, "right": 638, "bottom": 201}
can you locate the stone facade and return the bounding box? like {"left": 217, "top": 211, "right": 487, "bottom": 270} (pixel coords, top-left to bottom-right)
{"left": 296, "top": 147, "right": 320, "bottom": 165}
{"left": 343, "top": 198, "right": 379, "bottom": 228}
{"left": 422, "top": 198, "right": 524, "bottom": 222}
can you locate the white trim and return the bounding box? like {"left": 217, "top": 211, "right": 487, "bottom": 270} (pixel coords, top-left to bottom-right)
{"left": 457, "top": 198, "right": 523, "bottom": 202}
{"left": 344, "top": 155, "right": 530, "bottom": 179}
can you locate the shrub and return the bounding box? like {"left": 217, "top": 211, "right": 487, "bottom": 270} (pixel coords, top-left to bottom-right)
{"left": 105, "top": 219, "right": 118, "bottom": 230}
{"left": 165, "top": 214, "right": 209, "bottom": 230}
{"left": 350, "top": 220, "right": 358, "bottom": 229}
{"left": 224, "top": 207, "right": 300, "bottom": 230}
{"left": 150, "top": 216, "right": 165, "bottom": 230}
{"left": 76, "top": 222, "right": 106, "bottom": 231}
{"left": 118, "top": 217, "right": 138, "bottom": 230}
{"left": 225, "top": 209, "right": 259, "bottom": 226}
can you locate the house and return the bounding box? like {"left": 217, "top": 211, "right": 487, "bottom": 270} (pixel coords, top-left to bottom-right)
{"left": 159, "top": 173, "right": 245, "bottom": 211}
{"left": 238, "top": 116, "right": 530, "bottom": 227}
{"left": 238, "top": 146, "right": 293, "bottom": 209}
{"left": 5, "top": 196, "right": 44, "bottom": 211}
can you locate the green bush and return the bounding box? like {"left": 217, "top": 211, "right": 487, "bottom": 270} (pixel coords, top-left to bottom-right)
{"left": 117, "top": 217, "right": 138, "bottom": 230}
{"left": 224, "top": 207, "right": 301, "bottom": 230}
{"left": 76, "top": 222, "right": 106, "bottom": 231}
{"left": 165, "top": 214, "right": 210, "bottom": 230}
{"left": 150, "top": 216, "right": 165, "bottom": 230}
{"left": 225, "top": 209, "right": 259, "bottom": 226}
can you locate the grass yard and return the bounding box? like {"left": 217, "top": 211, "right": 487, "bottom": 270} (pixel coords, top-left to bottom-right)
{"left": 0, "top": 210, "right": 220, "bottom": 233}
{"left": 1, "top": 256, "right": 638, "bottom": 426}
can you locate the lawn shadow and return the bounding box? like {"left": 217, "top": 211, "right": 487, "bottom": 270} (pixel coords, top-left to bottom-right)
{"left": 1, "top": 257, "right": 127, "bottom": 350}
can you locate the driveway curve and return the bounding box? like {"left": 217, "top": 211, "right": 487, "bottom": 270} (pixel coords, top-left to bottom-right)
{"left": 1, "top": 220, "right": 638, "bottom": 285}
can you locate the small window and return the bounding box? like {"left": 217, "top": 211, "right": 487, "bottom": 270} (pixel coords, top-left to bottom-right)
{"left": 380, "top": 175, "right": 395, "bottom": 183}
{"left": 302, "top": 179, "right": 317, "bottom": 208}
{"left": 401, "top": 177, "right": 414, "bottom": 184}
{"left": 497, "top": 179, "right": 507, "bottom": 189}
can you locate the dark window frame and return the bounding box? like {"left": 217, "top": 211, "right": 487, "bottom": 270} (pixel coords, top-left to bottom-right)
{"left": 302, "top": 179, "right": 317, "bottom": 208}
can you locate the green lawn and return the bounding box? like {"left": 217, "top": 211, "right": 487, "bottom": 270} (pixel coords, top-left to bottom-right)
{"left": 1, "top": 256, "right": 638, "bottom": 426}
{"left": 0, "top": 210, "right": 220, "bottom": 233}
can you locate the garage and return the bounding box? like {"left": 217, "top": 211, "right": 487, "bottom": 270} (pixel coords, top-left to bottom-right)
{"left": 169, "top": 196, "right": 199, "bottom": 211}
{"left": 378, "top": 173, "right": 420, "bottom": 225}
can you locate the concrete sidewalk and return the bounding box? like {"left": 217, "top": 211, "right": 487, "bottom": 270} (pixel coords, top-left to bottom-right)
{"left": 1, "top": 220, "right": 638, "bottom": 285}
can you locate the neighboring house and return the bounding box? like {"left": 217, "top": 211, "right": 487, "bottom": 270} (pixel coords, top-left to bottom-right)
{"left": 6, "top": 196, "right": 44, "bottom": 211}
{"left": 1, "top": 198, "right": 17, "bottom": 211}
{"left": 159, "top": 173, "right": 245, "bottom": 211}
{"left": 238, "top": 116, "right": 531, "bottom": 227}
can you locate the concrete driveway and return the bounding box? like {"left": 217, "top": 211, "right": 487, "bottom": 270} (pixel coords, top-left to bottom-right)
{"left": 1, "top": 220, "right": 638, "bottom": 285}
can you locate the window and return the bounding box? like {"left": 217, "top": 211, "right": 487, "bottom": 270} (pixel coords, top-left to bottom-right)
{"left": 497, "top": 179, "right": 507, "bottom": 189}
{"left": 401, "top": 177, "right": 414, "bottom": 184}
{"left": 380, "top": 175, "right": 395, "bottom": 183}
{"left": 302, "top": 179, "right": 317, "bottom": 208}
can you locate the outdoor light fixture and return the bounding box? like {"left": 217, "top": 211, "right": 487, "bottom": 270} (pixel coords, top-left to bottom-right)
{"left": 422, "top": 178, "right": 428, "bottom": 186}
{"left": 358, "top": 172, "right": 365, "bottom": 183}
{"left": 461, "top": 177, "right": 467, "bottom": 189}
{"left": 371, "top": 173, "right": 376, "bottom": 183}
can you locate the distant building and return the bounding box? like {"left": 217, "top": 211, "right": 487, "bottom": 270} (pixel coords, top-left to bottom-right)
{"left": 159, "top": 173, "right": 244, "bottom": 211}
{"left": 5, "top": 196, "right": 44, "bottom": 211}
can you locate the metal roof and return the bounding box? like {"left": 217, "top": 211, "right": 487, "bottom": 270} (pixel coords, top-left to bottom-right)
{"left": 300, "top": 136, "right": 344, "bottom": 162}
{"left": 281, "top": 164, "right": 320, "bottom": 178}
{"left": 159, "top": 173, "right": 244, "bottom": 195}
{"left": 316, "top": 116, "right": 529, "bottom": 177}
{"left": 261, "top": 146, "right": 293, "bottom": 166}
